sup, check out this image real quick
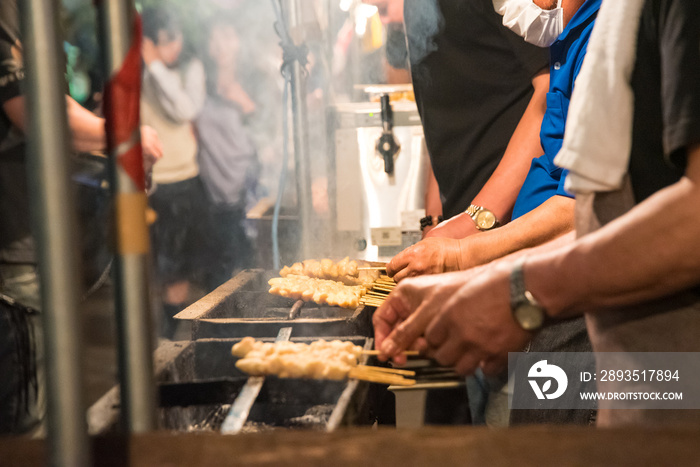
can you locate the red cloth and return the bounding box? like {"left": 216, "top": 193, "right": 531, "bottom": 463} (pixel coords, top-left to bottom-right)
{"left": 103, "top": 14, "right": 145, "bottom": 191}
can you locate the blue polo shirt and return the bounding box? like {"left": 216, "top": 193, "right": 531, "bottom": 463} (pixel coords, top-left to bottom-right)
{"left": 511, "top": 0, "right": 601, "bottom": 219}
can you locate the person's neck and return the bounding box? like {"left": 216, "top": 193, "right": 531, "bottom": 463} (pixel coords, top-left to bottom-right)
{"left": 563, "top": 0, "right": 587, "bottom": 28}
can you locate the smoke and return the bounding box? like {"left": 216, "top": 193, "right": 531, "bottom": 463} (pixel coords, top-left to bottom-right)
{"left": 403, "top": 0, "right": 443, "bottom": 67}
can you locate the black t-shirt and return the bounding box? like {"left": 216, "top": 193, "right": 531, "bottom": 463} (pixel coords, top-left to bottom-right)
{"left": 0, "top": 0, "right": 32, "bottom": 263}
{"left": 629, "top": 0, "right": 700, "bottom": 202}
{"left": 404, "top": 0, "right": 549, "bottom": 217}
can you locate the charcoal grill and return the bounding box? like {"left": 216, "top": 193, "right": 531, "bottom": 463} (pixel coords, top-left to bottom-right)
{"left": 174, "top": 269, "right": 374, "bottom": 339}
{"left": 88, "top": 336, "right": 378, "bottom": 434}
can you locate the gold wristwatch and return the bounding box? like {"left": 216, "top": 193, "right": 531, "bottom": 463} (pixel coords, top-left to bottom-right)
{"left": 466, "top": 204, "right": 500, "bottom": 231}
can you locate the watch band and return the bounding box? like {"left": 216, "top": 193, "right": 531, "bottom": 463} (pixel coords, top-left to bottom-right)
{"left": 510, "top": 257, "right": 548, "bottom": 331}
{"left": 465, "top": 204, "right": 482, "bottom": 218}
{"left": 509, "top": 257, "right": 528, "bottom": 310}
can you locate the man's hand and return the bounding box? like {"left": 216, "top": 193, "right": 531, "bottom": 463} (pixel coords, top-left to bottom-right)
{"left": 425, "top": 212, "right": 479, "bottom": 239}
{"left": 376, "top": 262, "right": 533, "bottom": 375}
{"left": 141, "top": 37, "right": 160, "bottom": 66}
{"left": 387, "top": 237, "right": 465, "bottom": 282}
{"left": 374, "top": 272, "right": 469, "bottom": 365}
{"left": 423, "top": 263, "right": 532, "bottom": 375}
{"left": 140, "top": 125, "right": 163, "bottom": 172}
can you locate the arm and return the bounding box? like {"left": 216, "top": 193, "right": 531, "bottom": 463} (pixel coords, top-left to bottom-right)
{"left": 145, "top": 58, "right": 206, "bottom": 123}
{"left": 5, "top": 95, "right": 106, "bottom": 153}
{"left": 4, "top": 95, "right": 163, "bottom": 162}
{"left": 421, "top": 156, "right": 443, "bottom": 237}
{"left": 65, "top": 96, "right": 107, "bottom": 152}
{"left": 388, "top": 194, "right": 574, "bottom": 281}
{"left": 426, "top": 70, "right": 549, "bottom": 239}
{"left": 530, "top": 143, "right": 700, "bottom": 318}
{"left": 379, "top": 145, "right": 700, "bottom": 371}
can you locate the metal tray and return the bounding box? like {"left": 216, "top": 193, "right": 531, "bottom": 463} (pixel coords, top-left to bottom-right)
{"left": 174, "top": 269, "right": 374, "bottom": 339}
{"left": 88, "top": 336, "right": 376, "bottom": 434}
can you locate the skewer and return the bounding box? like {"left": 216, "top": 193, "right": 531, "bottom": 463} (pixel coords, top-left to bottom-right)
{"left": 356, "top": 365, "right": 416, "bottom": 376}
{"left": 361, "top": 349, "right": 420, "bottom": 357}
{"left": 348, "top": 367, "right": 415, "bottom": 386}
{"left": 366, "top": 292, "right": 388, "bottom": 298}
{"left": 357, "top": 266, "right": 387, "bottom": 271}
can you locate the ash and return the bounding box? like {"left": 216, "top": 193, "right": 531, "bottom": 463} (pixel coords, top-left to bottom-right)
{"left": 287, "top": 404, "right": 335, "bottom": 428}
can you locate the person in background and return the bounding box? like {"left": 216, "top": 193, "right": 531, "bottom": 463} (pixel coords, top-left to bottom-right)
{"left": 375, "top": 0, "right": 700, "bottom": 428}
{"left": 196, "top": 14, "right": 259, "bottom": 289}
{"left": 141, "top": 5, "right": 208, "bottom": 339}
{"left": 0, "top": 0, "right": 162, "bottom": 435}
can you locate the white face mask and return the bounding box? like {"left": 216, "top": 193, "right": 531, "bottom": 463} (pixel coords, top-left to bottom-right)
{"left": 493, "top": 0, "right": 564, "bottom": 48}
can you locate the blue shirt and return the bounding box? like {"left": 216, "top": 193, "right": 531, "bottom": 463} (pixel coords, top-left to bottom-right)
{"left": 511, "top": 0, "right": 601, "bottom": 219}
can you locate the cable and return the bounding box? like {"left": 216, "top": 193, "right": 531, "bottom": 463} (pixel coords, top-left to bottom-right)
{"left": 269, "top": 0, "right": 309, "bottom": 269}
{"left": 272, "top": 80, "right": 290, "bottom": 269}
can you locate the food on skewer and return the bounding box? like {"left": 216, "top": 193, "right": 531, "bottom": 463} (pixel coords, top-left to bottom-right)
{"left": 232, "top": 337, "right": 364, "bottom": 380}
{"left": 279, "top": 257, "right": 380, "bottom": 287}
{"left": 231, "top": 337, "right": 415, "bottom": 385}
{"left": 268, "top": 275, "right": 366, "bottom": 309}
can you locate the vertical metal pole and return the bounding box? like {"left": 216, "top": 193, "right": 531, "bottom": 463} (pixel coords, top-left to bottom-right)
{"left": 96, "top": 0, "right": 156, "bottom": 432}
{"left": 18, "top": 0, "right": 90, "bottom": 465}
{"left": 286, "top": 0, "right": 315, "bottom": 260}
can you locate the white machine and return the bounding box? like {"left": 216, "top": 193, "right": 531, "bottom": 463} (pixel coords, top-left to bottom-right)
{"left": 330, "top": 95, "right": 428, "bottom": 261}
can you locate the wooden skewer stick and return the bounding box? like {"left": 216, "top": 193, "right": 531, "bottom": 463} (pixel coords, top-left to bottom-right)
{"left": 348, "top": 368, "right": 415, "bottom": 386}
{"left": 356, "top": 365, "right": 416, "bottom": 376}
{"left": 366, "top": 292, "right": 388, "bottom": 298}
{"left": 361, "top": 349, "right": 420, "bottom": 356}
{"left": 358, "top": 266, "right": 387, "bottom": 271}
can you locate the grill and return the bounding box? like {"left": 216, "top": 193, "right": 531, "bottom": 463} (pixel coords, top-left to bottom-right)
{"left": 173, "top": 269, "right": 375, "bottom": 339}
{"left": 89, "top": 336, "right": 377, "bottom": 434}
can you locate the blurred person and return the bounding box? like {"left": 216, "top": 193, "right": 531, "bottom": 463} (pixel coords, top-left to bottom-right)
{"left": 375, "top": 0, "right": 700, "bottom": 428}
{"left": 196, "top": 15, "right": 260, "bottom": 289}
{"left": 141, "top": 5, "right": 208, "bottom": 339}
{"left": 0, "top": 0, "right": 162, "bottom": 435}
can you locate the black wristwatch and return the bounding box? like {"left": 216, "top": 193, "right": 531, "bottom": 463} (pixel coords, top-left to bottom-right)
{"left": 509, "top": 258, "right": 548, "bottom": 331}
{"left": 420, "top": 215, "right": 444, "bottom": 231}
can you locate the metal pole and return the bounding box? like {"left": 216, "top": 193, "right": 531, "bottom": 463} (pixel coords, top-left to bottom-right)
{"left": 96, "top": 0, "right": 156, "bottom": 432}
{"left": 18, "top": 0, "right": 90, "bottom": 465}
{"left": 286, "top": 0, "right": 315, "bottom": 260}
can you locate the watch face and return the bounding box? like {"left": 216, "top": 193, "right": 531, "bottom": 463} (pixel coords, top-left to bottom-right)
{"left": 475, "top": 210, "right": 497, "bottom": 230}
{"left": 514, "top": 304, "right": 545, "bottom": 331}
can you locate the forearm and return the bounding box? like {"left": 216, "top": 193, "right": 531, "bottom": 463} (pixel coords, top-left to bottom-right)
{"left": 471, "top": 70, "right": 548, "bottom": 223}
{"left": 529, "top": 152, "right": 700, "bottom": 317}
{"left": 422, "top": 158, "right": 444, "bottom": 236}
{"left": 459, "top": 195, "right": 575, "bottom": 268}
{"left": 424, "top": 160, "right": 443, "bottom": 217}
{"left": 66, "top": 97, "right": 106, "bottom": 152}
